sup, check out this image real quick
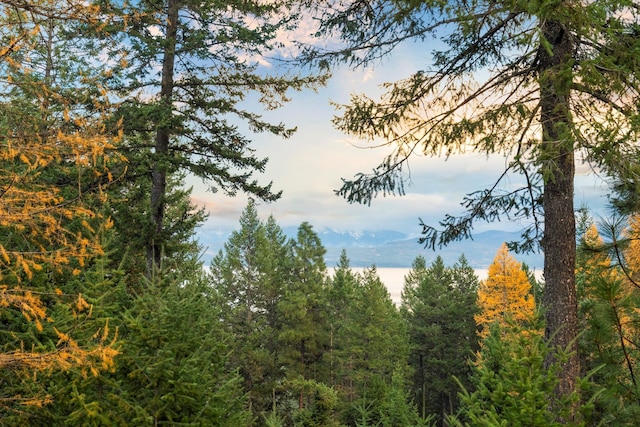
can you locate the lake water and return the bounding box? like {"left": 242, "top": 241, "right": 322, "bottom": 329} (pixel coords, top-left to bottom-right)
{"left": 328, "top": 267, "right": 491, "bottom": 305}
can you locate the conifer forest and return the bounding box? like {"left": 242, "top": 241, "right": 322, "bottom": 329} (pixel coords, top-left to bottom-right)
{"left": 2, "top": 0, "right": 640, "bottom": 425}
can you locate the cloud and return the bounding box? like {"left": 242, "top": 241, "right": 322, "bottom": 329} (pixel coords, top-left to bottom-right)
{"left": 187, "top": 37, "right": 612, "bottom": 237}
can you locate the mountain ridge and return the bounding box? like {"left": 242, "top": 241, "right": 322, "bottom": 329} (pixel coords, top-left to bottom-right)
{"left": 197, "top": 226, "right": 543, "bottom": 270}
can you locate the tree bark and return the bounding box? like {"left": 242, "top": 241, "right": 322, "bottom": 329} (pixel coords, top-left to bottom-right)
{"left": 538, "top": 15, "right": 579, "bottom": 420}
{"left": 147, "top": 0, "right": 179, "bottom": 275}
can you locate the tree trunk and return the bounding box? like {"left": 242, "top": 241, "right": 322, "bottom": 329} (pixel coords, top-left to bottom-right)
{"left": 148, "top": 0, "right": 179, "bottom": 275}
{"left": 538, "top": 15, "right": 579, "bottom": 420}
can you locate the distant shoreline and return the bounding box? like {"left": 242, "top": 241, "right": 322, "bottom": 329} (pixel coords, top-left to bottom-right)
{"left": 327, "top": 266, "right": 544, "bottom": 305}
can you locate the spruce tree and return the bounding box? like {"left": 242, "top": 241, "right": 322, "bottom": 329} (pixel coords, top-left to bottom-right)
{"left": 210, "top": 200, "right": 277, "bottom": 417}
{"left": 277, "top": 222, "right": 330, "bottom": 416}
{"left": 14, "top": 178, "right": 222, "bottom": 423}
{"left": 326, "top": 250, "right": 359, "bottom": 390}
{"left": 119, "top": 264, "right": 251, "bottom": 426}
{"left": 449, "top": 315, "right": 579, "bottom": 427}
{"left": 340, "top": 266, "right": 415, "bottom": 426}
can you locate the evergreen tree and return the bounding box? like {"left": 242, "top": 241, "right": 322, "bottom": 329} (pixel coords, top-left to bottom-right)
{"left": 0, "top": 245, "right": 122, "bottom": 423}
{"left": 522, "top": 262, "right": 544, "bottom": 308}
{"left": 326, "top": 250, "right": 359, "bottom": 390}
{"left": 11, "top": 179, "right": 219, "bottom": 423}
{"left": 104, "top": 173, "right": 207, "bottom": 283}
{"left": 0, "top": 0, "right": 120, "bottom": 410}
{"left": 277, "top": 222, "right": 329, "bottom": 409}
{"left": 576, "top": 217, "right": 640, "bottom": 424}
{"left": 449, "top": 315, "right": 580, "bottom": 427}
{"left": 624, "top": 213, "right": 640, "bottom": 284}
{"left": 451, "top": 254, "right": 480, "bottom": 295}
{"left": 340, "top": 266, "right": 415, "bottom": 427}
{"left": 262, "top": 215, "right": 293, "bottom": 376}
{"left": 119, "top": 263, "right": 251, "bottom": 426}
{"left": 17, "top": 243, "right": 126, "bottom": 425}
{"left": 401, "top": 256, "right": 480, "bottom": 424}
{"left": 210, "top": 200, "right": 278, "bottom": 418}
{"left": 280, "top": 378, "right": 342, "bottom": 427}
{"left": 98, "top": 0, "right": 327, "bottom": 272}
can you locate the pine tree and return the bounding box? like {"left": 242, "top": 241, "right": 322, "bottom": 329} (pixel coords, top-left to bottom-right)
{"left": 277, "top": 222, "right": 330, "bottom": 410}
{"left": 576, "top": 215, "right": 640, "bottom": 424}
{"left": 106, "top": 173, "right": 207, "bottom": 279}
{"left": 262, "top": 215, "right": 293, "bottom": 372}
{"left": 449, "top": 314, "right": 580, "bottom": 427}
{"left": 475, "top": 244, "right": 536, "bottom": 338}
{"left": 340, "top": 266, "right": 415, "bottom": 427}
{"left": 401, "top": 255, "right": 480, "bottom": 424}
{"left": 327, "top": 250, "right": 359, "bottom": 390}
{"left": 451, "top": 254, "right": 480, "bottom": 295}
{"left": 209, "top": 200, "right": 277, "bottom": 418}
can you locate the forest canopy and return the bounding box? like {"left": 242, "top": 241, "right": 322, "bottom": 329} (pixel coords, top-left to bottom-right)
{"left": 1, "top": 0, "right": 639, "bottom": 425}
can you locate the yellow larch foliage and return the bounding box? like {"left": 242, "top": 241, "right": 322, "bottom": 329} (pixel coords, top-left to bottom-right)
{"left": 0, "top": 0, "right": 127, "bottom": 282}
{"left": 475, "top": 243, "right": 536, "bottom": 337}
{"left": 0, "top": 0, "right": 122, "bottom": 407}
{"left": 624, "top": 214, "right": 640, "bottom": 283}
{"left": 578, "top": 224, "right": 621, "bottom": 286}
{"left": 0, "top": 288, "right": 118, "bottom": 376}
{"left": 579, "top": 218, "right": 640, "bottom": 385}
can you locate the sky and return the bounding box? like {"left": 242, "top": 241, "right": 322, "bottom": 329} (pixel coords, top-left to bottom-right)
{"left": 187, "top": 24, "right": 612, "bottom": 238}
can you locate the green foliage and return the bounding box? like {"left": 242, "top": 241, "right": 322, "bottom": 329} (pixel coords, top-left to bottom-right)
{"left": 0, "top": 170, "right": 230, "bottom": 423}
{"left": 576, "top": 214, "right": 640, "bottom": 425}
{"left": 449, "top": 315, "right": 581, "bottom": 427}
{"left": 304, "top": 0, "right": 640, "bottom": 409}
{"left": 105, "top": 172, "right": 207, "bottom": 277}
{"left": 328, "top": 264, "right": 417, "bottom": 426}
{"left": 106, "top": 0, "right": 328, "bottom": 184}
{"left": 41, "top": 246, "right": 126, "bottom": 425}
{"left": 401, "top": 255, "right": 480, "bottom": 424}
{"left": 210, "top": 203, "right": 333, "bottom": 424}
{"left": 347, "top": 372, "right": 430, "bottom": 427}
{"left": 210, "top": 200, "right": 285, "bottom": 418}
{"left": 284, "top": 378, "right": 341, "bottom": 427}
{"left": 521, "top": 262, "right": 543, "bottom": 307}
{"left": 119, "top": 263, "right": 251, "bottom": 426}
{"left": 278, "top": 222, "right": 330, "bottom": 383}
{"left": 97, "top": 0, "right": 328, "bottom": 270}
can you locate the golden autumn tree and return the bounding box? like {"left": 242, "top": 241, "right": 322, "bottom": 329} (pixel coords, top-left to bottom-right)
{"left": 576, "top": 215, "right": 640, "bottom": 421}
{"left": 0, "top": 0, "right": 120, "bottom": 407}
{"left": 578, "top": 223, "right": 621, "bottom": 286}
{"left": 624, "top": 214, "right": 640, "bottom": 284}
{"left": 475, "top": 243, "right": 535, "bottom": 338}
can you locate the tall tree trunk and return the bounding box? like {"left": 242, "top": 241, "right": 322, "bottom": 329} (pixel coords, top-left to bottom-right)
{"left": 538, "top": 15, "right": 579, "bottom": 419}
{"left": 148, "top": 0, "right": 179, "bottom": 275}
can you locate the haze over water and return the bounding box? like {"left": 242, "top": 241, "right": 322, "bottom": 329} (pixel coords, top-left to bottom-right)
{"left": 328, "top": 267, "right": 492, "bottom": 305}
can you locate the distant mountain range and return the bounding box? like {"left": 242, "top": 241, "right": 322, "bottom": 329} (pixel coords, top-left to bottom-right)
{"left": 196, "top": 226, "right": 543, "bottom": 270}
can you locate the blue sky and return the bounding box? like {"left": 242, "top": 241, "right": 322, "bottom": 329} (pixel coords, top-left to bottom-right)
{"left": 187, "top": 34, "right": 612, "bottom": 237}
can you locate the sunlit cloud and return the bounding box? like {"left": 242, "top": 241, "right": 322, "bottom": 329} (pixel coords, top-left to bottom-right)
{"left": 186, "top": 27, "right": 612, "bottom": 238}
{"left": 147, "top": 25, "right": 162, "bottom": 37}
